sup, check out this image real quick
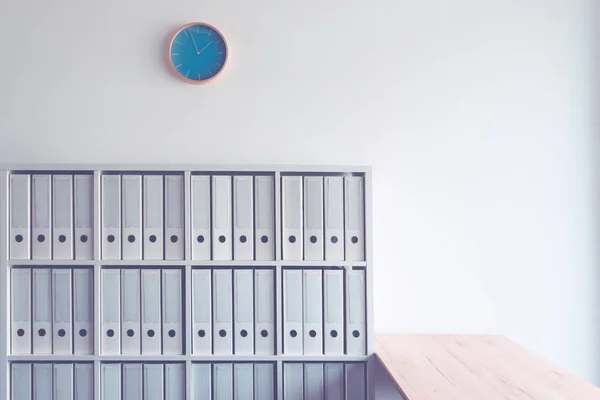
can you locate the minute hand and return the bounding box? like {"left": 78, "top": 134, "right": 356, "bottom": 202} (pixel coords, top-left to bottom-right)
{"left": 198, "top": 41, "right": 213, "bottom": 54}
{"left": 189, "top": 30, "right": 200, "bottom": 54}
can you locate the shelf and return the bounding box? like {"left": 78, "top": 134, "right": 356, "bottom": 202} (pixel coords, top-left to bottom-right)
{"left": 4, "top": 164, "right": 372, "bottom": 173}
{"left": 7, "top": 259, "right": 367, "bottom": 267}
{"left": 7, "top": 354, "right": 370, "bottom": 362}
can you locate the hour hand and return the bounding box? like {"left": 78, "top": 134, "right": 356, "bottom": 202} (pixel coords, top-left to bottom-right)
{"left": 198, "top": 41, "right": 213, "bottom": 54}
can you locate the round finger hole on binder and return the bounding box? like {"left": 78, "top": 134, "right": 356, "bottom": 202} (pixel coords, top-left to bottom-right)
{"left": 58, "top": 234, "right": 67, "bottom": 243}
{"left": 147, "top": 330, "right": 155, "bottom": 337}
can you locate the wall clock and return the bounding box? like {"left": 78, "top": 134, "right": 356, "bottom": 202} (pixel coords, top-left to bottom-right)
{"left": 168, "top": 22, "right": 228, "bottom": 84}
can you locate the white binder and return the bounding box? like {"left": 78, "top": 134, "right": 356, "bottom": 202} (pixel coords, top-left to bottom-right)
{"left": 324, "top": 363, "right": 344, "bottom": 400}
{"left": 283, "top": 269, "right": 303, "bottom": 355}
{"left": 233, "top": 176, "right": 254, "bottom": 260}
{"left": 191, "top": 175, "right": 211, "bottom": 260}
{"left": 73, "top": 269, "right": 94, "bottom": 355}
{"left": 254, "top": 363, "right": 275, "bottom": 400}
{"left": 74, "top": 175, "right": 94, "bottom": 260}
{"left": 10, "top": 174, "right": 31, "bottom": 260}
{"left": 304, "top": 363, "right": 324, "bottom": 400}
{"left": 213, "top": 268, "right": 233, "bottom": 354}
{"left": 324, "top": 177, "right": 344, "bottom": 261}
{"left": 12, "top": 363, "right": 32, "bottom": 400}
{"left": 144, "top": 364, "right": 164, "bottom": 400}
{"left": 323, "top": 269, "right": 344, "bottom": 355}
{"left": 101, "top": 364, "right": 121, "bottom": 400}
{"left": 141, "top": 269, "right": 162, "bottom": 354}
{"left": 53, "top": 363, "right": 73, "bottom": 400}
{"left": 193, "top": 364, "right": 211, "bottom": 399}
{"left": 212, "top": 175, "right": 232, "bottom": 260}
{"left": 74, "top": 364, "right": 94, "bottom": 400}
{"left": 32, "top": 174, "right": 52, "bottom": 260}
{"left": 192, "top": 269, "right": 212, "bottom": 355}
{"left": 143, "top": 175, "right": 164, "bottom": 260}
{"left": 234, "top": 269, "right": 254, "bottom": 354}
{"left": 123, "top": 363, "right": 143, "bottom": 400}
{"left": 213, "top": 363, "right": 233, "bottom": 400}
{"left": 53, "top": 269, "right": 73, "bottom": 354}
{"left": 281, "top": 176, "right": 303, "bottom": 260}
{"left": 122, "top": 175, "right": 142, "bottom": 260}
{"left": 234, "top": 363, "right": 254, "bottom": 400}
{"left": 303, "top": 270, "right": 323, "bottom": 355}
{"left": 165, "top": 364, "right": 185, "bottom": 400}
{"left": 254, "top": 269, "right": 275, "bottom": 355}
{"left": 303, "top": 176, "right": 324, "bottom": 261}
{"left": 101, "top": 269, "right": 121, "bottom": 354}
{"left": 346, "top": 269, "right": 366, "bottom": 355}
{"left": 101, "top": 175, "right": 121, "bottom": 260}
{"left": 165, "top": 175, "right": 184, "bottom": 260}
{"left": 162, "top": 269, "right": 183, "bottom": 355}
{"left": 344, "top": 176, "right": 365, "bottom": 261}
{"left": 121, "top": 269, "right": 141, "bottom": 355}
{"left": 11, "top": 268, "right": 31, "bottom": 354}
{"left": 32, "top": 269, "right": 52, "bottom": 354}
{"left": 345, "top": 363, "right": 366, "bottom": 400}
{"left": 283, "top": 363, "right": 303, "bottom": 400}
{"left": 254, "top": 176, "right": 275, "bottom": 261}
{"left": 53, "top": 175, "right": 74, "bottom": 260}
{"left": 33, "top": 363, "right": 52, "bottom": 400}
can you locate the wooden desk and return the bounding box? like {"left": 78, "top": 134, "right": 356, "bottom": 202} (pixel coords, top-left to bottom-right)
{"left": 376, "top": 334, "right": 600, "bottom": 400}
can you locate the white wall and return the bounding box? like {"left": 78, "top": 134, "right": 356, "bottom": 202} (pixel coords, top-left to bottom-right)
{"left": 1, "top": 0, "right": 598, "bottom": 386}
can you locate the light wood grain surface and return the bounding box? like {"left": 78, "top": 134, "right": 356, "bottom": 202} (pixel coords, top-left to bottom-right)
{"left": 376, "top": 334, "right": 600, "bottom": 400}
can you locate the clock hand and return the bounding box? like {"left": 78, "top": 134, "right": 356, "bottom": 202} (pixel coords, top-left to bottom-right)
{"left": 188, "top": 29, "right": 200, "bottom": 55}
{"left": 198, "top": 41, "right": 213, "bottom": 54}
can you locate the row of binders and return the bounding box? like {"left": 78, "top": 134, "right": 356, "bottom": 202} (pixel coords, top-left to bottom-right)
{"left": 103, "top": 363, "right": 275, "bottom": 400}
{"left": 283, "top": 362, "right": 367, "bottom": 400}
{"left": 102, "top": 174, "right": 185, "bottom": 260}
{"left": 10, "top": 174, "right": 94, "bottom": 260}
{"left": 9, "top": 173, "right": 367, "bottom": 262}
{"left": 100, "top": 267, "right": 276, "bottom": 355}
{"left": 282, "top": 175, "right": 365, "bottom": 261}
{"left": 11, "top": 268, "right": 94, "bottom": 355}
{"left": 283, "top": 268, "right": 366, "bottom": 355}
{"left": 11, "top": 363, "right": 93, "bottom": 400}
{"left": 102, "top": 268, "right": 183, "bottom": 355}
{"left": 101, "top": 363, "right": 186, "bottom": 400}
{"left": 192, "top": 268, "right": 275, "bottom": 355}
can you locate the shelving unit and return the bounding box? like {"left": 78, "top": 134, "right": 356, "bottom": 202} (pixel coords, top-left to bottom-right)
{"left": 0, "top": 165, "right": 374, "bottom": 399}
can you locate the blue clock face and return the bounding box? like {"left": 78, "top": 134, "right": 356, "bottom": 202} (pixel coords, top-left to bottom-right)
{"left": 169, "top": 23, "right": 228, "bottom": 83}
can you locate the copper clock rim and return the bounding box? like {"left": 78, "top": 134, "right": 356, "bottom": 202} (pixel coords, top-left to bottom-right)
{"left": 168, "top": 22, "right": 229, "bottom": 85}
